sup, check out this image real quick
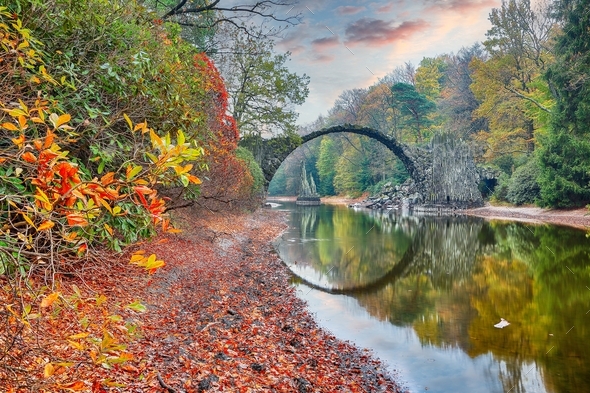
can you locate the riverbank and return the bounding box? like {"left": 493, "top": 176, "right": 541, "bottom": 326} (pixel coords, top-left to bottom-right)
{"left": 464, "top": 204, "right": 590, "bottom": 230}
{"left": 0, "top": 206, "right": 405, "bottom": 392}
{"left": 266, "top": 194, "right": 368, "bottom": 206}
{"left": 127, "top": 208, "right": 404, "bottom": 391}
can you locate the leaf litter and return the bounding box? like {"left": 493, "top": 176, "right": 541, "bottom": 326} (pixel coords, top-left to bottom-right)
{"left": 0, "top": 208, "right": 407, "bottom": 392}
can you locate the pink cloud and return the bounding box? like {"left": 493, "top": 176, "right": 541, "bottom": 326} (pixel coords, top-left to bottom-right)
{"left": 425, "top": 0, "right": 499, "bottom": 13}
{"left": 344, "top": 18, "right": 429, "bottom": 46}
{"left": 374, "top": 3, "right": 394, "bottom": 13}
{"left": 312, "top": 54, "right": 335, "bottom": 63}
{"left": 335, "top": 5, "right": 366, "bottom": 15}
{"left": 286, "top": 45, "right": 306, "bottom": 56}
{"left": 311, "top": 36, "right": 340, "bottom": 49}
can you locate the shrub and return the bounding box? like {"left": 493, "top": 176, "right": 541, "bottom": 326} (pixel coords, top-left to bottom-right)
{"left": 236, "top": 146, "right": 265, "bottom": 197}
{"left": 491, "top": 173, "right": 510, "bottom": 202}
{"left": 506, "top": 159, "right": 541, "bottom": 205}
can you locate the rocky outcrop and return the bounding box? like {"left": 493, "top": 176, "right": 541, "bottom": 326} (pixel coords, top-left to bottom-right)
{"left": 357, "top": 179, "right": 423, "bottom": 210}
{"left": 297, "top": 165, "right": 320, "bottom": 205}
{"left": 357, "top": 134, "right": 486, "bottom": 212}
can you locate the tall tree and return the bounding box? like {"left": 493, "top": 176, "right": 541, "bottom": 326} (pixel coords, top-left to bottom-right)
{"left": 329, "top": 88, "right": 369, "bottom": 124}
{"left": 360, "top": 83, "right": 403, "bottom": 138}
{"left": 316, "top": 137, "right": 339, "bottom": 195}
{"left": 438, "top": 45, "right": 488, "bottom": 138}
{"left": 390, "top": 83, "right": 436, "bottom": 142}
{"left": 213, "top": 28, "right": 309, "bottom": 137}
{"left": 537, "top": 0, "right": 590, "bottom": 207}
{"left": 332, "top": 135, "right": 372, "bottom": 196}
{"left": 380, "top": 62, "right": 416, "bottom": 86}
{"left": 415, "top": 57, "right": 447, "bottom": 101}
{"left": 471, "top": 0, "right": 556, "bottom": 162}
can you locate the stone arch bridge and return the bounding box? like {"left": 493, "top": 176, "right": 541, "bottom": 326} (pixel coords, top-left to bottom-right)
{"left": 240, "top": 124, "right": 490, "bottom": 208}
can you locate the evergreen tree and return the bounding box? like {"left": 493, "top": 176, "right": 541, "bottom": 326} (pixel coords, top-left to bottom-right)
{"left": 316, "top": 137, "right": 338, "bottom": 195}
{"left": 390, "top": 83, "right": 436, "bottom": 142}
{"left": 538, "top": 0, "right": 590, "bottom": 207}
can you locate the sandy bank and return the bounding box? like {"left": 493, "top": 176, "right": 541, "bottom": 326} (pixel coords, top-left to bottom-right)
{"left": 464, "top": 205, "right": 590, "bottom": 230}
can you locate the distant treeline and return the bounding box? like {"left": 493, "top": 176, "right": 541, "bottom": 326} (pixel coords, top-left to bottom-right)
{"left": 270, "top": 0, "right": 590, "bottom": 208}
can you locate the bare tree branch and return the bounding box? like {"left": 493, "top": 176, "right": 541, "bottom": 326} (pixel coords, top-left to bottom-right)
{"left": 162, "top": 0, "right": 301, "bottom": 28}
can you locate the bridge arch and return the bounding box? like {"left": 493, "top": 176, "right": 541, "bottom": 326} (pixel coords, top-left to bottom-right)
{"left": 240, "top": 124, "right": 422, "bottom": 192}
{"left": 300, "top": 125, "right": 419, "bottom": 185}
{"left": 240, "top": 123, "right": 485, "bottom": 208}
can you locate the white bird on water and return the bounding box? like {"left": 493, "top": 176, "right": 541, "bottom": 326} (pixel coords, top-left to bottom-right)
{"left": 494, "top": 318, "right": 510, "bottom": 328}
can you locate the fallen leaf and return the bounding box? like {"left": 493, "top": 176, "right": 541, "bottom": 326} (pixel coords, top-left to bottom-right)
{"left": 40, "top": 292, "right": 59, "bottom": 308}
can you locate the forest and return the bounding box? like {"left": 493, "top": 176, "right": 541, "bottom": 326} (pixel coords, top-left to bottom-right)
{"left": 269, "top": 0, "right": 590, "bottom": 210}
{"left": 1, "top": 0, "right": 589, "bottom": 390}
{"left": 0, "top": 0, "right": 310, "bottom": 390}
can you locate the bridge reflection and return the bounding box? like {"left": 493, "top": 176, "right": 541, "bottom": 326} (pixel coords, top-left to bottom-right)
{"left": 275, "top": 203, "right": 590, "bottom": 393}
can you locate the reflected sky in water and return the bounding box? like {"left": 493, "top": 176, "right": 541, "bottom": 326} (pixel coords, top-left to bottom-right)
{"left": 273, "top": 202, "right": 590, "bottom": 393}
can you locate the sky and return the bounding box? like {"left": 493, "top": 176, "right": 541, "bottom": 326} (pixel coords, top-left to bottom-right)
{"left": 273, "top": 0, "right": 503, "bottom": 125}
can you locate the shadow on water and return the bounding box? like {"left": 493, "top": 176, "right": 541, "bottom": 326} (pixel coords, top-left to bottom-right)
{"left": 273, "top": 202, "right": 590, "bottom": 393}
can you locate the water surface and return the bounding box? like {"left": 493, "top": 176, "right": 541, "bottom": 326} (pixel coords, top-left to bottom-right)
{"left": 273, "top": 202, "right": 590, "bottom": 393}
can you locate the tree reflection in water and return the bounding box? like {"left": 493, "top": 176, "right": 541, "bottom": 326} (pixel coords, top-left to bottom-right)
{"left": 275, "top": 202, "right": 590, "bottom": 393}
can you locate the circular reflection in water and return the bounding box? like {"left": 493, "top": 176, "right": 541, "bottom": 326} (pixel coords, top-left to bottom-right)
{"left": 273, "top": 202, "right": 590, "bottom": 393}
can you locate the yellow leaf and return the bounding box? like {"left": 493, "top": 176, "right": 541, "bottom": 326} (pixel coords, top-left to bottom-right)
{"left": 1, "top": 122, "right": 18, "bottom": 131}
{"left": 44, "top": 363, "right": 54, "bottom": 378}
{"left": 174, "top": 164, "right": 193, "bottom": 175}
{"left": 21, "top": 213, "right": 36, "bottom": 229}
{"left": 35, "top": 188, "right": 51, "bottom": 204}
{"left": 37, "top": 221, "right": 55, "bottom": 231}
{"left": 149, "top": 129, "right": 163, "bottom": 148}
{"left": 68, "top": 332, "right": 90, "bottom": 340}
{"left": 145, "top": 255, "right": 165, "bottom": 273}
{"left": 68, "top": 340, "right": 86, "bottom": 350}
{"left": 133, "top": 121, "right": 147, "bottom": 133}
{"left": 63, "top": 232, "right": 78, "bottom": 242}
{"left": 146, "top": 254, "right": 156, "bottom": 266}
{"left": 5, "top": 108, "right": 27, "bottom": 117}
{"left": 167, "top": 228, "right": 183, "bottom": 234}
{"left": 97, "top": 197, "right": 113, "bottom": 214}
{"left": 126, "top": 165, "right": 142, "bottom": 181}
{"left": 177, "top": 129, "right": 185, "bottom": 145}
{"left": 104, "top": 223, "right": 113, "bottom": 236}
{"left": 54, "top": 113, "right": 71, "bottom": 128}
{"left": 129, "top": 254, "right": 145, "bottom": 263}
{"left": 40, "top": 292, "right": 59, "bottom": 308}
{"left": 11, "top": 134, "right": 25, "bottom": 147}
{"left": 123, "top": 113, "right": 133, "bottom": 131}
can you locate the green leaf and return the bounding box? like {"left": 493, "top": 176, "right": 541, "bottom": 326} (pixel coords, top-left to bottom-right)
{"left": 126, "top": 165, "right": 142, "bottom": 181}
{"left": 180, "top": 175, "right": 189, "bottom": 187}
{"left": 126, "top": 300, "right": 146, "bottom": 313}
{"left": 97, "top": 160, "right": 105, "bottom": 174}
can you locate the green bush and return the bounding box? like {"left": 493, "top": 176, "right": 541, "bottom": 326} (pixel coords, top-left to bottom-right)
{"left": 235, "top": 146, "right": 265, "bottom": 196}
{"left": 492, "top": 173, "right": 510, "bottom": 202}
{"left": 506, "top": 159, "right": 541, "bottom": 205}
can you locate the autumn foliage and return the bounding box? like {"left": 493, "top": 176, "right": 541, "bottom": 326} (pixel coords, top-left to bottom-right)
{"left": 188, "top": 53, "right": 259, "bottom": 211}
{"left": 0, "top": 2, "right": 260, "bottom": 390}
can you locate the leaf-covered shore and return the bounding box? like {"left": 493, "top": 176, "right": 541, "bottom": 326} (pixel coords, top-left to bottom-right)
{"left": 133, "top": 207, "right": 406, "bottom": 392}
{"left": 0, "top": 207, "right": 406, "bottom": 392}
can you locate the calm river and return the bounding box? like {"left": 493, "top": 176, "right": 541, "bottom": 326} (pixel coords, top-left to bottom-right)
{"left": 272, "top": 202, "right": 590, "bottom": 393}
